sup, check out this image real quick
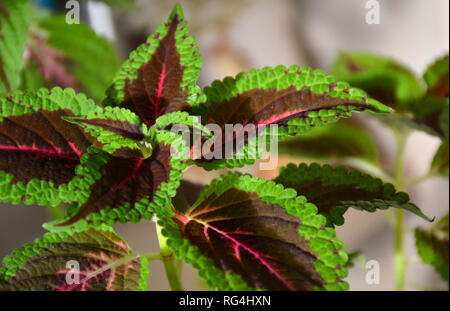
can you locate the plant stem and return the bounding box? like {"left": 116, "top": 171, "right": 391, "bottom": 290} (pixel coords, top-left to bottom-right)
{"left": 155, "top": 221, "right": 184, "bottom": 291}
{"left": 393, "top": 130, "right": 408, "bottom": 291}
{"left": 339, "top": 157, "right": 394, "bottom": 184}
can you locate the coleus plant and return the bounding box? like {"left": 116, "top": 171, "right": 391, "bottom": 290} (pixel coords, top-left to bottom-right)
{"left": 0, "top": 2, "right": 436, "bottom": 291}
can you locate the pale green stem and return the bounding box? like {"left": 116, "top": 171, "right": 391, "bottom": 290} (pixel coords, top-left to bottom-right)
{"left": 404, "top": 171, "right": 439, "bottom": 189}
{"left": 339, "top": 157, "right": 394, "bottom": 184}
{"left": 393, "top": 131, "right": 408, "bottom": 291}
{"left": 156, "top": 221, "right": 184, "bottom": 291}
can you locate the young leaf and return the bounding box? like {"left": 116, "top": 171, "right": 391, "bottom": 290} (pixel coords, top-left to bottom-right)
{"left": 279, "top": 122, "right": 379, "bottom": 164}
{"left": 0, "top": 227, "right": 149, "bottom": 291}
{"left": 415, "top": 214, "right": 449, "bottom": 285}
{"left": 0, "top": 0, "right": 30, "bottom": 93}
{"left": 274, "top": 163, "right": 431, "bottom": 226}
{"left": 160, "top": 173, "right": 349, "bottom": 291}
{"left": 48, "top": 130, "right": 187, "bottom": 229}
{"left": 423, "top": 54, "right": 449, "bottom": 98}
{"left": 0, "top": 88, "right": 103, "bottom": 207}
{"left": 63, "top": 106, "right": 148, "bottom": 155}
{"left": 104, "top": 3, "right": 202, "bottom": 126}
{"left": 35, "top": 15, "right": 120, "bottom": 102}
{"left": 331, "top": 52, "right": 424, "bottom": 109}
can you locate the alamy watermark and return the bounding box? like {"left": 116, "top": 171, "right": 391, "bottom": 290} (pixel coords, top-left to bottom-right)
{"left": 365, "top": 0, "right": 380, "bottom": 25}
{"left": 66, "top": 0, "right": 80, "bottom": 24}
{"left": 365, "top": 259, "right": 380, "bottom": 285}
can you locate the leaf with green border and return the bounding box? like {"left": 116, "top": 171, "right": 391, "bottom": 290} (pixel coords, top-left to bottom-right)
{"left": 278, "top": 122, "right": 379, "bottom": 164}
{"left": 415, "top": 214, "right": 449, "bottom": 285}
{"left": 0, "top": 226, "right": 149, "bottom": 291}
{"left": 45, "top": 129, "right": 188, "bottom": 229}
{"left": 62, "top": 106, "right": 149, "bottom": 155}
{"left": 274, "top": 163, "right": 431, "bottom": 226}
{"left": 159, "top": 173, "right": 349, "bottom": 291}
{"left": 0, "top": 0, "right": 30, "bottom": 93}
{"left": 104, "top": 3, "right": 203, "bottom": 127}
{"left": 191, "top": 65, "right": 389, "bottom": 170}
{"left": 0, "top": 87, "right": 107, "bottom": 207}
{"left": 424, "top": 54, "right": 449, "bottom": 99}
{"left": 331, "top": 51, "right": 424, "bottom": 110}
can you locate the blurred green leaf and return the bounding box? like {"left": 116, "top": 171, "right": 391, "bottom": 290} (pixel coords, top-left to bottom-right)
{"left": 331, "top": 52, "right": 424, "bottom": 110}
{"left": 415, "top": 214, "right": 449, "bottom": 285}
{"left": 423, "top": 54, "right": 449, "bottom": 98}
{"left": 279, "top": 122, "right": 379, "bottom": 164}
{"left": 36, "top": 15, "right": 120, "bottom": 102}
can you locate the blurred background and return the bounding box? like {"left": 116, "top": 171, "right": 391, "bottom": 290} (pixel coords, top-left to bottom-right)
{"left": 0, "top": 0, "right": 448, "bottom": 290}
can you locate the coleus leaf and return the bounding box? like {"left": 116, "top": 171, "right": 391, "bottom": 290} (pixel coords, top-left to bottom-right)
{"left": 191, "top": 65, "right": 389, "bottom": 170}
{"left": 0, "top": 226, "right": 149, "bottom": 290}
{"left": 46, "top": 129, "right": 187, "bottom": 229}
{"left": 415, "top": 214, "right": 449, "bottom": 285}
{"left": 63, "top": 106, "right": 148, "bottom": 155}
{"left": 274, "top": 163, "right": 431, "bottom": 226}
{"left": 279, "top": 122, "right": 379, "bottom": 164}
{"left": 423, "top": 54, "right": 449, "bottom": 99}
{"left": 159, "top": 173, "right": 349, "bottom": 291}
{"left": 430, "top": 144, "right": 449, "bottom": 177}
{"left": 0, "top": 0, "right": 30, "bottom": 93}
{"left": 331, "top": 51, "right": 424, "bottom": 109}
{"left": 35, "top": 15, "right": 120, "bottom": 102}
{"left": 0, "top": 88, "right": 104, "bottom": 207}
{"left": 104, "top": 3, "right": 202, "bottom": 127}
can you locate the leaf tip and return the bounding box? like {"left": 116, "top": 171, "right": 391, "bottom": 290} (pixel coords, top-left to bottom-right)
{"left": 169, "top": 2, "right": 184, "bottom": 21}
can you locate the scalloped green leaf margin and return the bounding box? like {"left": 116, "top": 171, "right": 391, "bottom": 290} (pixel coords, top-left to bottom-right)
{"left": 156, "top": 173, "right": 349, "bottom": 291}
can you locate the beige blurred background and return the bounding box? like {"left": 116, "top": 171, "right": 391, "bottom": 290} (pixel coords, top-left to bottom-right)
{"left": 0, "top": 0, "right": 448, "bottom": 290}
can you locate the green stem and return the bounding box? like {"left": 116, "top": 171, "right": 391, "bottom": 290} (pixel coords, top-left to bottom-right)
{"left": 404, "top": 171, "right": 438, "bottom": 189}
{"left": 339, "top": 157, "right": 394, "bottom": 184}
{"left": 393, "top": 131, "right": 408, "bottom": 291}
{"left": 156, "top": 221, "right": 184, "bottom": 291}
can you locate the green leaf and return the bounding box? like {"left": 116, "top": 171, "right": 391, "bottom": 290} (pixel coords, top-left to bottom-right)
{"left": 274, "top": 163, "right": 431, "bottom": 226}
{"left": 415, "top": 214, "right": 449, "bottom": 285}
{"left": 0, "top": 227, "right": 149, "bottom": 290}
{"left": 20, "top": 62, "right": 46, "bottom": 91}
{"left": 104, "top": 3, "right": 202, "bottom": 126}
{"left": 160, "top": 173, "right": 349, "bottom": 291}
{"left": 424, "top": 54, "right": 449, "bottom": 98}
{"left": 191, "top": 65, "right": 389, "bottom": 170}
{"left": 82, "top": 0, "right": 137, "bottom": 9}
{"left": 331, "top": 51, "right": 424, "bottom": 110}
{"left": 279, "top": 122, "right": 379, "bottom": 164}
{"left": 0, "top": 0, "right": 30, "bottom": 93}
{"left": 37, "top": 15, "right": 120, "bottom": 102}
{"left": 440, "top": 103, "right": 449, "bottom": 144}
{"left": 0, "top": 87, "right": 103, "bottom": 208}
{"left": 63, "top": 106, "right": 149, "bottom": 155}
{"left": 430, "top": 144, "right": 449, "bottom": 177}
